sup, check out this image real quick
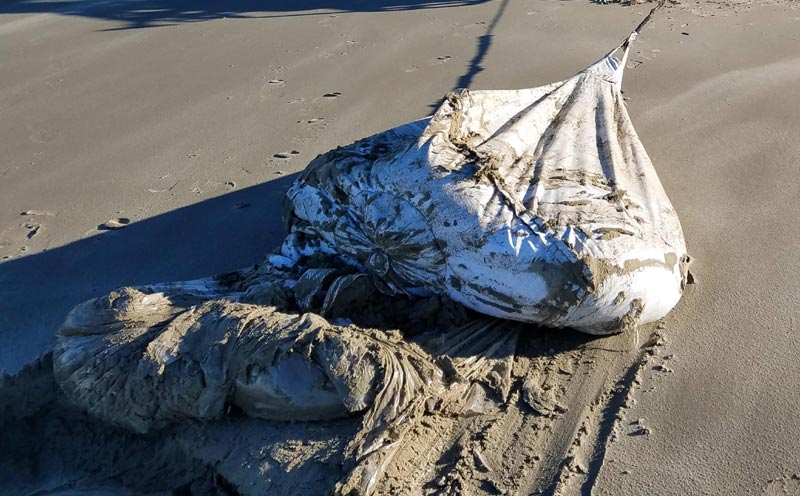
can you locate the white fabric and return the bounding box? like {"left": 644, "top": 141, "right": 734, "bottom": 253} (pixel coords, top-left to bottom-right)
{"left": 287, "top": 38, "right": 687, "bottom": 334}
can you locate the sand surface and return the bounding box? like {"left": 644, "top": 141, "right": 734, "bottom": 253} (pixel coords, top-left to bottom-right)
{"left": 2, "top": 0, "right": 800, "bottom": 494}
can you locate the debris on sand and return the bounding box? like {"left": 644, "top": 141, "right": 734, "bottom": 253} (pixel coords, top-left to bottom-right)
{"left": 5, "top": 4, "right": 689, "bottom": 495}
{"left": 99, "top": 217, "right": 131, "bottom": 230}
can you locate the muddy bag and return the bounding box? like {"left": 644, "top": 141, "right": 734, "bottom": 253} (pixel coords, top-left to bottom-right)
{"left": 286, "top": 33, "right": 688, "bottom": 334}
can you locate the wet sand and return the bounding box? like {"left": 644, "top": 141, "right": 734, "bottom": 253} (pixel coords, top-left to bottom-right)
{"left": 1, "top": 0, "right": 799, "bottom": 494}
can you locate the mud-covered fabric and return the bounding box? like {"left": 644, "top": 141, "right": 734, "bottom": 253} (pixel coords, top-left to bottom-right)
{"left": 286, "top": 47, "right": 687, "bottom": 334}
{"left": 53, "top": 283, "right": 451, "bottom": 495}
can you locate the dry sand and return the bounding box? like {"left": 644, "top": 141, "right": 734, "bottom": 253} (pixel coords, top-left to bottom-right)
{"left": 1, "top": 0, "right": 800, "bottom": 494}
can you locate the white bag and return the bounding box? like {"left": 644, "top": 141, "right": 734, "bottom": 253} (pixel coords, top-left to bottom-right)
{"left": 286, "top": 33, "right": 688, "bottom": 335}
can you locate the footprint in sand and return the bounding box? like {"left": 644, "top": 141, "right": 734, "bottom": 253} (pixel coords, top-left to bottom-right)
{"left": 20, "top": 210, "right": 55, "bottom": 217}
{"left": 1, "top": 218, "right": 51, "bottom": 258}
{"left": 299, "top": 118, "right": 325, "bottom": 125}
{"left": 1, "top": 219, "right": 47, "bottom": 250}
{"left": 323, "top": 92, "right": 342, "bottom": 99}
{"left": 765, "top": 475, "right": 800, "bottom": 496}
{"left": 99, "top": 218, "right": 131, "bottom": 230}
{"left": 224, "top": 181, "right": 236, "bottom": 190}
{"left": 147, "top": 180, "right": 179, "bottom": 193}
{"left": 22, "top": 222, "right": 41, "bottom": 239}
{"left": 273, "top": 151, "right": 301, "bottom": 160}
{"left": 435, "top": 55, "right": 452, "bottom": 64}
{"left": 268, "top": 79, "right": 286, "bottom": 86}
{"left": 461, "top": 21, "right": 487, "bottom": 33}
{"left": 652, "top": 364, "right": 673, "bottom": 374}
{"left": 629, "top": 426, "right": 651, "bottom": 437}
{"left": 638, "top": 49, "right": 662, "bottom": 61}
{"left": 626, "top": 49, "right": 661, "bottom": 70}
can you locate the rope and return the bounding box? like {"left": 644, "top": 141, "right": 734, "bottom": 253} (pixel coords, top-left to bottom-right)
{"left": 622, "top": 0, "right": 667, "bottom": 50}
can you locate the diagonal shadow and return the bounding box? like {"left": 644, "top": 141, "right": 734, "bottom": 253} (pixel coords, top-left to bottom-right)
{"left": 426, "top": 0, "right": 510, "bottom": 109}
{"left": 454, "top": 0, "right": 510, "bottom": 90}
{"left": 0, "top": 173, "right": 299, "bottom": 373}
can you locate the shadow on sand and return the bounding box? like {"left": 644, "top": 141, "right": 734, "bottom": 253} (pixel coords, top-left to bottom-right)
{"left": 0, "top": 0, "right": 491, "bottom": 30}
{"left": 0, "top": 0, "right": 596, "bottom": 371}
{"left": 0, "top": 0, "right": 512, "bottom": 109}
{"left": 0, "top": 174, "right": 299, "bottom": 372}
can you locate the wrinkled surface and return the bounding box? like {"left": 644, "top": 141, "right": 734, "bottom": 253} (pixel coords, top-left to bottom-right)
{"left": 286, "top": 48, "right": 687, "bottom": 334}
{"left": 52, "top": 277, "right": 507, "bottom": 495}
{"left": 1, "top": 354, "right": 354, "bottom": 496}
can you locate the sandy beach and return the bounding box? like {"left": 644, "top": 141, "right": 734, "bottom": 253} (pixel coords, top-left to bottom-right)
{"left": 1, "top": 0, "right": 799, "bottom": 494}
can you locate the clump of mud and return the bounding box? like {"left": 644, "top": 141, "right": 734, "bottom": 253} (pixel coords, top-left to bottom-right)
{"left": 1, "top": 353, "right": 355, "bottom": 495}
{"left": 2, "top": 280, "right": 672, "bottom": 496}
{"left": 1, "top": 222, "right": 686, "bottom": 496}
{"left": 0, "top": 275, "right": 476, "bottom": 495}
